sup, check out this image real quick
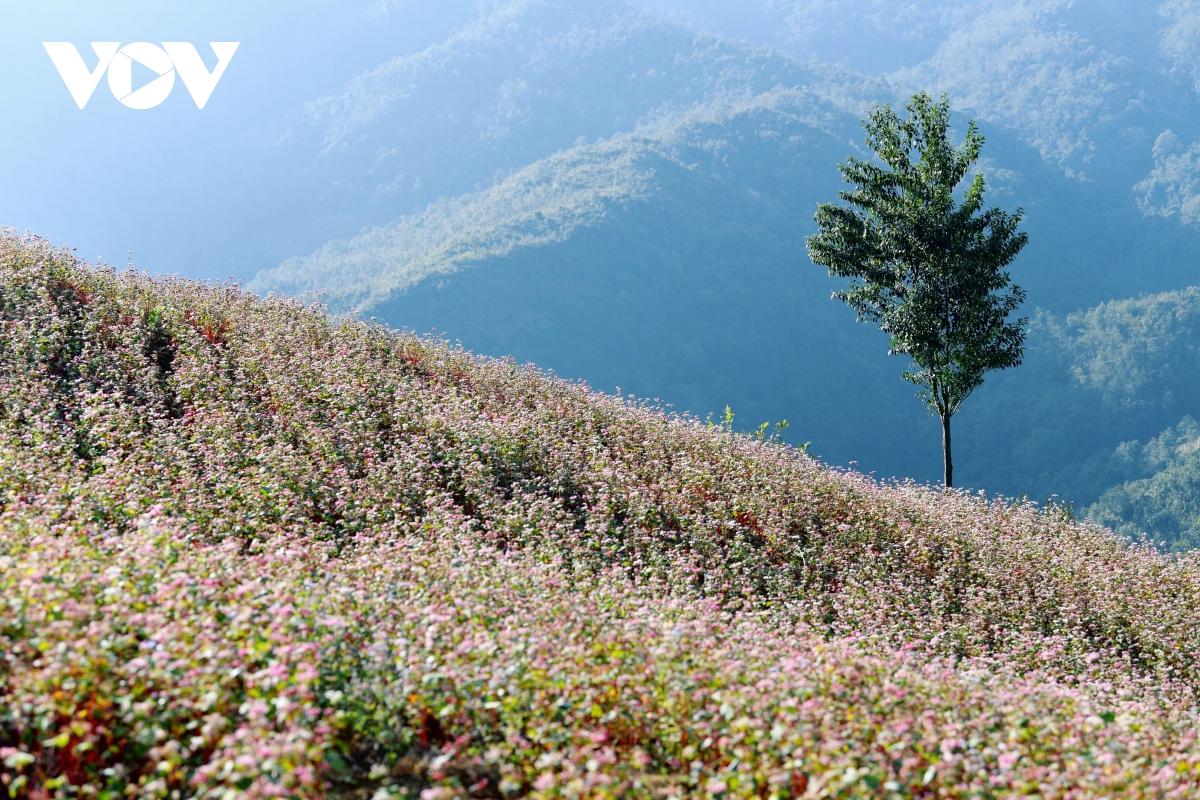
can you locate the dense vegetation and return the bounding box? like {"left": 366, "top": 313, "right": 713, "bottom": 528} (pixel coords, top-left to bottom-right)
{"left": 1087, "top": 417, "right": 1200, "bottom": 552}
{"left": 8, "top": 230, "right": 1200, "bottom": 797}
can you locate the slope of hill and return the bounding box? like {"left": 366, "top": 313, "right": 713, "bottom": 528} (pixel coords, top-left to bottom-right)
{"left": 9, "top": 231, "right": 1200, "bottom": 796}
{"left": 662, "top": 0, "right": 1200, "bottom": 191}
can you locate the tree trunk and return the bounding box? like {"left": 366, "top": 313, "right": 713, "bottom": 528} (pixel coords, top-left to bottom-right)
{"left": 941, "top": 412, "right": 953, "bottom": 488}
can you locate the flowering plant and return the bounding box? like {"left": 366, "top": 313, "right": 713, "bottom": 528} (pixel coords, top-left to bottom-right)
{"left": 2, "top": 230, "right": 1200, "bottom": 798}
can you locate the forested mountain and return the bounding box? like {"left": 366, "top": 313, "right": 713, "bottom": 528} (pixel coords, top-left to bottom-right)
{"left": 281, "top": 0, "right": 1200, "bottom": 233}
{"left": 1088, "top": 417, "right": 1200, "bottom": 551}
{"left": 963, "top": 289, "right": 1200, "bottom": 511}
{"left": 252, "top": 0, "right": 1200, "bottom": 537}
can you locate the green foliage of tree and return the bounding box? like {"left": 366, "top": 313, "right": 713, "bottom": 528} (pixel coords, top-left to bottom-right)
{"left": 807, "top": 92, "right": 1029, "bottom": 487}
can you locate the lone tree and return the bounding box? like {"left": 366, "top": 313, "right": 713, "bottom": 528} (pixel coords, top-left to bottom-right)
{"left": 807, "top": 92, "right": 1028, "bottom": 488}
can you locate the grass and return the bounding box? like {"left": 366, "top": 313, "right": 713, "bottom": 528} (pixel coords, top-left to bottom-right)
{"left": 3, "top": 229, "right": 1200, "bottom": 798}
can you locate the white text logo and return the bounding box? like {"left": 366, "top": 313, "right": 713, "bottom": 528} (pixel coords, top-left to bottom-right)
{"left": 43, "top": 42, "right": 240, "bottom": 109}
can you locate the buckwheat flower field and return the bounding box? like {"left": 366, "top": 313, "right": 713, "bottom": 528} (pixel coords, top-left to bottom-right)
{"left": 3, "top": 230, "right": 1200, "bottom": 798}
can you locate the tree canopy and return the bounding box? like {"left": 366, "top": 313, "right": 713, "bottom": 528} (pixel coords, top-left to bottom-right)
{"left": 807, "top": 92, "right": 1028, "bottom": 487}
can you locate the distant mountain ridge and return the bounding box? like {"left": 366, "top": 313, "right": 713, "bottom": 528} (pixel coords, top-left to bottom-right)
{"left": 294, "top": 0, "right": 1200, "bottom": 217}
{"left": 264, "top": 0, "right": 1200, "bottom": 317}
{"left": 293, "top": 0, "right": 892, "bottom": 219}
{"left": 252, "top": 86, "right": 865, "bottom": 311}
{"left": 658, "top": 0, "right": 1200, "bottom": 192}
{"left": 256, "top": 140, "right": 661, "bottom": 311}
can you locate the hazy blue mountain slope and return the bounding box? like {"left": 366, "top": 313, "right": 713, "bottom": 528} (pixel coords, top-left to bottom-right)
{"left": 881, "top": 0, "right": 1200, "bottom": 244}
{"left": 259, "top": 81, "right": 1200, "bottom": 316}
{"left": 298, "top": 0, "right": 891, "bottom": 223}
{"left": 236, "top": 0, "right": 1200, "bottom": 289}
{"left": 945, "top": 123, "right": 1200, "bottom": 310}
{"left": 261, "top": 0, "right": 1200, "bottom": 320}
{"left": 1087, "top": 417, "right": 1200, "bottom": 552}
{"left": 893, "top": 1, "right": 1186, "bottom": 180}
{"left": 659, "top": 0, "right": 1200, "bottom": 195}
{"left": 960, "top": 288, "right": 1200, "bottom": 506}
{"left": 255, "top": 140, "right": 661, "bottom": 311}
{"left": 265, "top": 0, "right": 1200, "bottom": 320}
{"left": 643, "top": 0, "right": 956, "bottom": 74}
{"left": 255, "top": 89, "right": 864, "bottom": 303}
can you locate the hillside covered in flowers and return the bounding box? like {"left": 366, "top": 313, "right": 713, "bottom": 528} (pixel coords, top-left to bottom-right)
{"left": 4, "top": 229, "right": 1200, "bottom": 798}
